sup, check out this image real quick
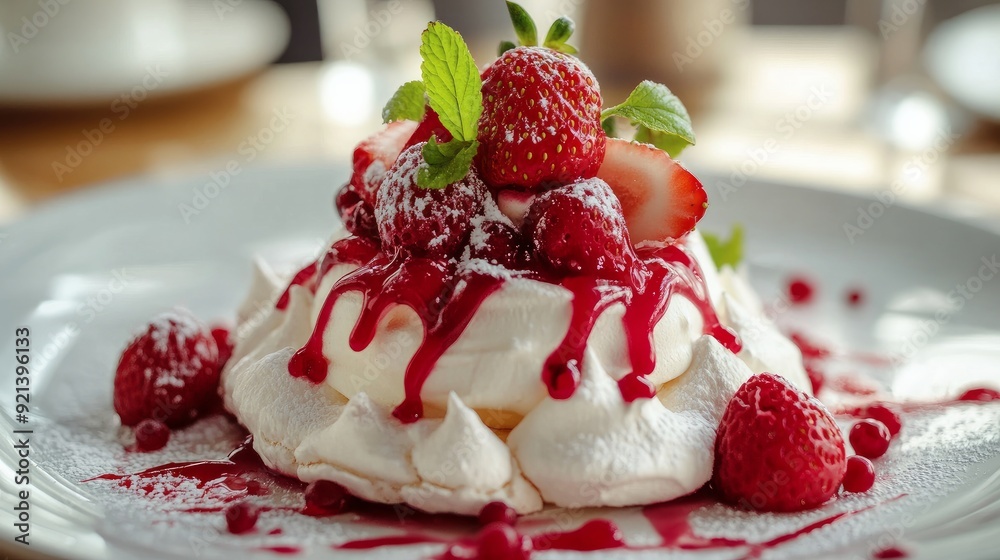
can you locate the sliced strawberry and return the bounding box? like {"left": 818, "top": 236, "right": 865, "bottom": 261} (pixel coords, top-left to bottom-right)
{"left": 596, "top": 139, "right": 707, "bottom": 243}
{"left": 403, "top": 107, "right": 452, "bottom": 150}
{"left": 350, "top": 120, "right": 419, "bottom": 207}
{"left": 496, "top": 189, "right": 535, "bottom": 227}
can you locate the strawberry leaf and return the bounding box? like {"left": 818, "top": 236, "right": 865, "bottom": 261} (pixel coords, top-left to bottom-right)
{"left": 543, "top": 16, "right": 574, "bottom": 50}
{"left": 702, "top": 225, "right": 744, "bottom": 270}
{"left": 506, "top": 1, "right": 537, "bottom": 47}
{"left": 417, "top": 136, "right": 479, "bottom": 190}
{"left": 601, "top": 81, "right": 695, "bottom": 152}
{"left": 635, "top": 124, "right": 690, "bottom": 158}
{"left": 498, "top": 40, "right": 517, "bottom": 56}
{"left": 382, "top": 80, "right": 426, "bottom": 124}
{"left": 420, "top": 22, "right": 483, "bottom": 143}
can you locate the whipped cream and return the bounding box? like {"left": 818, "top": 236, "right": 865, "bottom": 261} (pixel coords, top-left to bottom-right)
{"left": 222, "top": 229, "right": 810, "bottom": 514}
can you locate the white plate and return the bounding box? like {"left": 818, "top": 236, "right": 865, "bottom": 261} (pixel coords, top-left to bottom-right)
{"left": 0, "top": 0, "right": 289, "bottom": 106}
{"left": 925, "top": 4, "right": 1000, "bottom": 121}
{"left": 1, "top": 166, "right": 1000, "bottom": 559}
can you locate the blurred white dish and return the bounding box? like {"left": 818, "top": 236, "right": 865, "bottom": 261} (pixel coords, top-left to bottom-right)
{"left": 925, "top": 4, "right": 1000, "bottom": 121}
{"left": 0, "top": 0, "right": 289, "bottom": 106}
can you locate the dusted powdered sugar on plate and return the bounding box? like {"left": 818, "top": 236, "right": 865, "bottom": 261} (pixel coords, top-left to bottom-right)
{"left": 27, "top": 388, "right": 1000, "bottom": 558}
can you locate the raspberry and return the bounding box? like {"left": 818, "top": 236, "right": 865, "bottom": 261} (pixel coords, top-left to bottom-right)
{"left": 849, "top": 419, "right": 891, "bottom": 459}
{"left": 524, "top": 178, "right": 635, "bottom": 278}
{"left": 133, "top": 418, "right": 170, "bottom": 452}
{"left": 113, "top": 310, "right": 221, "bottom": 427}
{"left": 477, "top": 523, "right": 532, "bottom": 560}
{"left": 713, "top": 373, "right": 847, "bottom": 512}
{"left": 211, "top": 326, "right": 233, "bottom": 370}
{"left": 479, "top": 501, "right": 518, "bottom": 526}
{"left": 842, "top": 455, "right": 875, "bottom": 493}
{"left": 375, "top": 143, "right": 488, "bottom": 258}
{"left": 224, "top": 501, "right": 260, "bottom": 534}
{"left": 478, "top": 47, "right": 605, "bottom": 190}
{"left": 864, "top": 404, "right": 901, "bottom": 437}
{"left": 466, "top": 216, "right": 529, "bottom": 269}
{"left": 303, "top": 480, "right": 351, "bottom": 515}
{"left": 335, "top": 184, "right": 379, "bottom": 239}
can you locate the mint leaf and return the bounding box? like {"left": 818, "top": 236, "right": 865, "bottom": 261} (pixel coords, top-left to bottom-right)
{"left": 498, "top": 40, "right": 517, "bottom": 56}
{"left": 420, "top": 22, "right": 483, "bottom": 143}
{"left": 506, "top": 1, "right": 537, "bottom": 47}
{"left": 543, "top": 16, "right": 574, "bottom": 49}
{"left": 417, "top": 136, "right": 479, "bottom": 189}
{"left": 601, "top": 117, "right": 617, "bottom": 137}
{"left": 382, "top": 80, "right": 426, "bottom": 124}
{"left": 601, "top": 81, "right": 695, "bottom": 152}
{"left": 635, "top": 124, "right": 690, "bottom": 158}
{"left": 702, "top": 225, "right": 744, "bottom": 270}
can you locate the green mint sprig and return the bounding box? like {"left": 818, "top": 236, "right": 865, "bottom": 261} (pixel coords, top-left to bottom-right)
{"left": 382, "top": 80, "right": 426, "bottom": 124}
{"left": 601, "top": 81, "right": 696, "bottom": 158}
{"left": 415, "top": 21, "right": 483, "bottom": 189}
{"left": 500, "top": 1, "right": 578, "bottom": 55}
{"left": 703, "top": 225, "right": 744, "bottom": 270}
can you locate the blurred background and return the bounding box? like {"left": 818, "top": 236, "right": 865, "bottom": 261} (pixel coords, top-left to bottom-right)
{"left": 2, "top": 0, "right": 1000, "bottom": 224}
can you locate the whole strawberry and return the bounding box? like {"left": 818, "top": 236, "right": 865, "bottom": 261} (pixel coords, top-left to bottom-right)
{"left": 375, "top": 143, "right": 488, "bottom": 258}
{"left": 523, "top": 177, "right": 635, "bottom": 278}
{"left": 713, "top": 373, "right": 847, "bottom": 512}
{"left": 478, "top": 46, "right": 605, "bottom": 189}
{"left": 114, "top": 310, "right": 221, "bottom": 427}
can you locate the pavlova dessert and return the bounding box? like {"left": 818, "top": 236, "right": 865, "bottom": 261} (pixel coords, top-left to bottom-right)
{"left": 110, "top": 4, "right": 881, "bottom": 535}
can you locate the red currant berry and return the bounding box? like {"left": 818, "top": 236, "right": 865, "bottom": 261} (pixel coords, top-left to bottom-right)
{"left": 850, "top": 419, "right": 891, "bottom": 459}
{"left": 842, "top": 455, "right": 875, "bottom": 493}
{"left": 864, "top": 404, "right": 901, "bottom": 437}
{"left": 479, "top": 501, "right": 518, "bottom": 526}
{"left": 224, "top": 501, "right": 260, "bottom": 534}
{"left": 788, "top": 277, "right": 815, "bottom": 304}
{"left": 304, "top": 480, "right": 351, "bottom": 514}
{"left": 133, "top": 419, "right": 170, "bottom": 452}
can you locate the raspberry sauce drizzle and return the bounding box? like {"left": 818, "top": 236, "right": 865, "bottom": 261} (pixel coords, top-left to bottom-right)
{"left": 275, "top": 262, "right": 318, "bottom": 311}
{"left": 544, "top": 243, "right": 741, "bottom": 402}
{"left": 288, "top": 247, "right": 506, "bottom": 422}
{"left": 289, "top": 234, "right": 739, "bottom": 419}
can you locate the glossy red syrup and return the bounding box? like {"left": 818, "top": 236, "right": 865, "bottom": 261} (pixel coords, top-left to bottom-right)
{"left": 275, "top": 262, "right": 318, "bottom": 311}
{"left": 288, "top": 235, "right": 739, "bottom": 421}
{"left": 788, "top": 277, "right": 815, "bottom": 304}
{"left": 86, "top": 437, "right": 292, "bottom": 504}
{"left": 838, "top": 388, "right": 1000, "bottom": 418}
{"left": 532, "top": 519, "right": 625, "bottom": 551}
{"left": 873, "top": 545, "right": 909, "bottom": 558}
{"left": 540, "top": 244, "right": 740, "bottom": 402}
{"left": 259, "top": 545, "right": 301, "bottom": 555}
{"left": 959, "top": 387, "right": 1000, "bottom": 401}
{"left": 847, "top": 288, "right": 865, "bottom": 307}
